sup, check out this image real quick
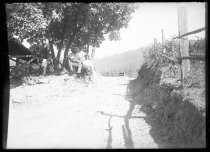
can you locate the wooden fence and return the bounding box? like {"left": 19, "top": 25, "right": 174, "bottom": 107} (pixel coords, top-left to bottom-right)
{"left": 152, "top": 7, "right": 205, "bottom": 86}
{"left": 154, "top": 27, "right": 206, "bottom": 63}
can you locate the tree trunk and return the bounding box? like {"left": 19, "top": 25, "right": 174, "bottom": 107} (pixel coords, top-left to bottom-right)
{"left": 62, "top": 4, "right": 88, "bottom": 69}
{"left": 49, "top": 40, "right": 59, "bottom": 71}
{"left": 63, "top": 43, "right": 71, "bottom": 69}
{"left": 56, "top": 7, "right": 69, "bottom": 62}
{"left": 62, "top": 24, "right": 84, "bottom": 68}
{"left": 49, "top": 41, "right": 55, "bottom": 58}
{"left": 56, "top": 43, "right": 63, "bottom": 61}
{"left": 87, "top": 43, "right": 90, "bottom": 54}
{"left": 63, "top": 29, "right": 81, "bottom": 68}
{"left": 91, "top": 47, "right": 96, "bottom": 59}
{"left": 91, "top": 30, "right": 98, "bottom": 59}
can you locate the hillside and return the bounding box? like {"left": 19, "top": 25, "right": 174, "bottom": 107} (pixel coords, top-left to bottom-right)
{"left": 93, "top": 48, "right": 146, "bottom": 77}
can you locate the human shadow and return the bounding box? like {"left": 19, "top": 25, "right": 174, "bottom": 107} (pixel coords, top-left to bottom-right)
{"left": 122, "top": 79, "right": 141, "bottom": 149}
{"left": 98, "top": 79, "right": 145, "bottom": 149}
{"left": 98, "top": 107, "right": 143, "bottom": 149}
{"left": 106, "top": 116, "right": 113, "bottom": 149}
{"left": 122, "top": 102, "right": 135, "bottom": 149}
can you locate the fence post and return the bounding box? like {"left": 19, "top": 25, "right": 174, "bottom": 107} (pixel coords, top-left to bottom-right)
{"left": 153, "top": 38, "right": 157, "bottom": 60}
{"left": 178, "top": 7, "right": 190, "bottom": 85}
{"left": 161, "top": 29, "right": 166, "bottom": 53}
{"left": 154, "top": 38, "right": 157, "bottom": 52}
{"left": 161, "top": 29, "right": 165, "bottom": 44}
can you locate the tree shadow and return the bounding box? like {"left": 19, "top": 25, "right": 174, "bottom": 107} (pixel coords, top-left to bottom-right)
{"left": 126, "top": 79, "right": 176, "bottom": 149}
{"left": 10, "top": 77, "right": 23, "bottom": 89}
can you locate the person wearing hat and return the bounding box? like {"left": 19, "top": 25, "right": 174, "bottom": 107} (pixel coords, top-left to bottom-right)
{"left": 67, "top": 47, "right": 85, "bottom": 75}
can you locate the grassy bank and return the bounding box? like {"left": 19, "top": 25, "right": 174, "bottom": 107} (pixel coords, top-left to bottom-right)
{"left": 127, "top": 60, "right": 206, "bottom": 148}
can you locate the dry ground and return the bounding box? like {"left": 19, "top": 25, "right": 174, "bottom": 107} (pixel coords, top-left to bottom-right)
{"left": 7, "top": 74, "right": 158, "bottom": 149}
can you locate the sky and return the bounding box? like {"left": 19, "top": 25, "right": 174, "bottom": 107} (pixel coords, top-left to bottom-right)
{"left": 94, "top": 2, "right": 206, "bottom": 59}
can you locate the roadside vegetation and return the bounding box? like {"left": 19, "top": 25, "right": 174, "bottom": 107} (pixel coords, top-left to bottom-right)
{"left": 126, "top": 37, "right": 206, "bottom": 148}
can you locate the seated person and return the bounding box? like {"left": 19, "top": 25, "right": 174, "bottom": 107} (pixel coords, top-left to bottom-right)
{"left": 67, "top": 47, "right": 85, "bottom": 74}
{"left": 81, "top": 54, "right": 94, "bottom": 77}
{"left": 41, "top": 56, "right": 53, "bottom": 76}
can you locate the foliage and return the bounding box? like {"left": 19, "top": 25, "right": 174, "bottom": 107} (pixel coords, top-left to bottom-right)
{"left": 189, "top": 37, "right": 205, "bottom": 55}
{"left": 185, "top": 61, "right": 205, "bottom": 88}
{"left": 143, "top": 37, "right": 205, "bottom": 86}
{"left": 6, "top": 3, "right": 138, "bottom": 63}
{"left": 144, "top": 38, "right": 180, "bottom": 67}
{"left": 131, "top": 36, "right": 206, "bottom": 147}
{"left": 6, "top": 3, "right": 139, "bottom": 73}
{"left": 6, "top": 3, "right": 47, "bottom": 44}
{"left": 108, "top": 30, "right": 121, "bottom": 41}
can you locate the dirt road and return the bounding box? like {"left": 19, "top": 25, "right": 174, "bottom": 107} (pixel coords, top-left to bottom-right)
{"left": 7, "top": 75, "right": 158, "bottom": 149}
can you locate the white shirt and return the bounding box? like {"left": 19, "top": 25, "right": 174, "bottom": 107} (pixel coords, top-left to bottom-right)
{"left": 68, "top": 51, "right": 86, "bottom": 62}
{"left": 77, "top": 51, "right": 86, "bottom": 62}
{"left": 83, "top": 59, "right": 94, "bottom": 71}
{"left": 41, "top": 59, "right": 50, "bottom": 67}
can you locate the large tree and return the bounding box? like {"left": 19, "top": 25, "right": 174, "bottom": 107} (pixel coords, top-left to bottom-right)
{"left": 6, "top": 3, "right": 139, "bottom": 69}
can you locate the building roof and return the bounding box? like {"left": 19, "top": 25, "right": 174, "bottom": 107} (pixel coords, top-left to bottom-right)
{"left": 8, "top": 39, "right": 32, "bottom": 56}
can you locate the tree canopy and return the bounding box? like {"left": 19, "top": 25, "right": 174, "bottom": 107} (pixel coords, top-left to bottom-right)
{"left": 6, "top": 2, "right": 139, "bottom": 68}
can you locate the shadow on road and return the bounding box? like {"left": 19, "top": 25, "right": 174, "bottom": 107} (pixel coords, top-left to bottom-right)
{"left": 126, "top": 79, "right": 175, "bottom": 149}
{"left": 98, "top": 79, "right": 145, "bottom": 149}
{"left": 106, "top": 116, "right": 113, "bottom": 149}
{"left": 122, "top": 102, "right": 135, "bottom": 149}
{"left": 10, "top": 77, "right": 23, "bottom": 89}
{"left": 98, "top": 78, "right": 174, "bottom": 148}
{"left": 98, "top": 108, "right": 145, "bottom": 149}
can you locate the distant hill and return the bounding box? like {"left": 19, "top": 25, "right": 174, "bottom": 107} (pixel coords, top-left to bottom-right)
{"left": 93, "top": 48, "right": 146, "bottom": 77}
